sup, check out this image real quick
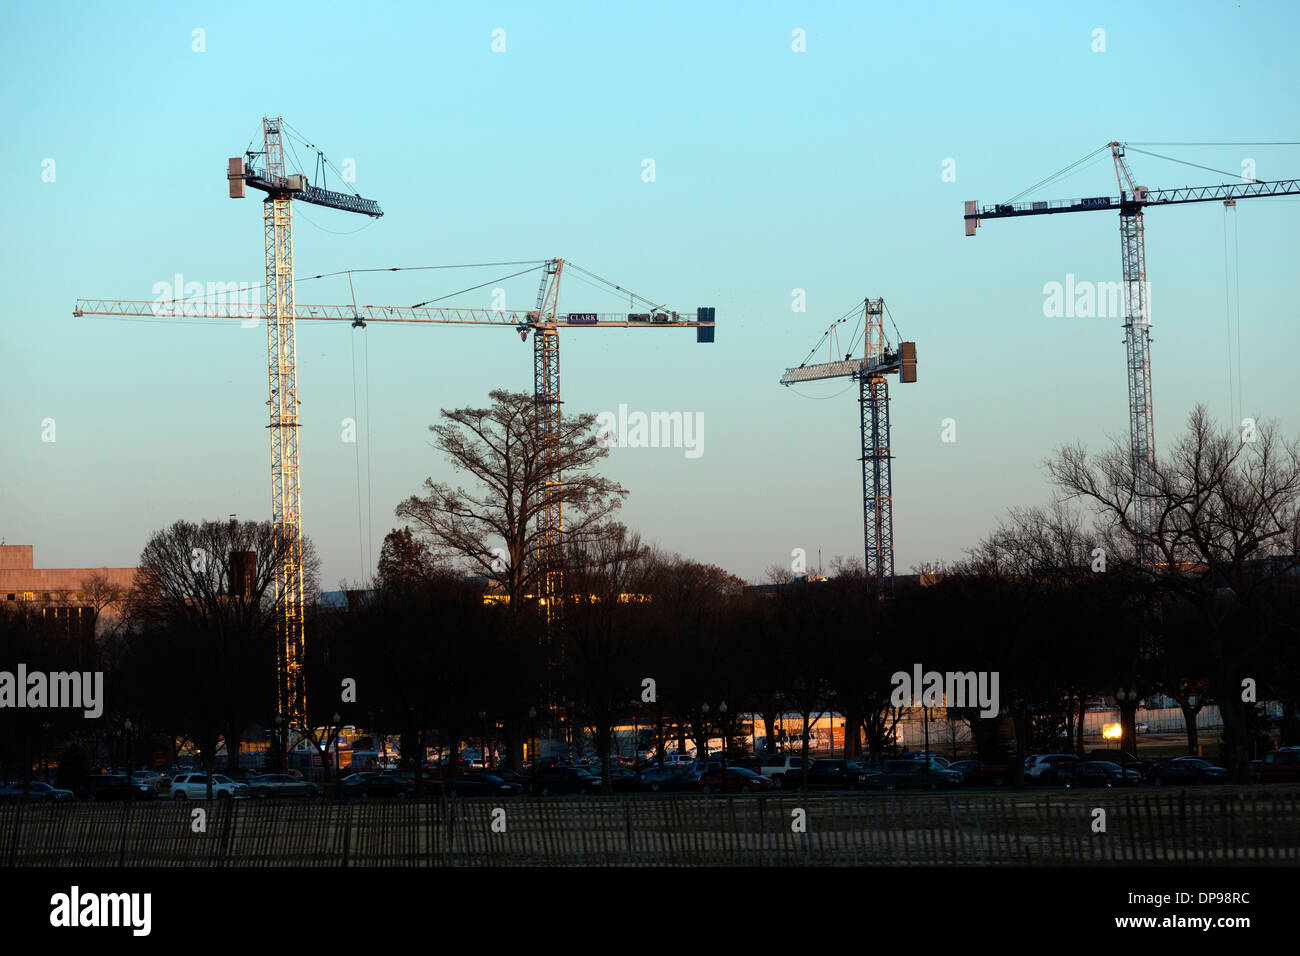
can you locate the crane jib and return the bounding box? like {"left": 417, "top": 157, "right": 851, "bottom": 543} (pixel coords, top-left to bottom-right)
{"left": 966, "top": 178, "right": 1300, "bottom": 224}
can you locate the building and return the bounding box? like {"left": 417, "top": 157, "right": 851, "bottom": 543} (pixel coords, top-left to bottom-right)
{"left": 0, "top": 544, "right": 137, "bottom": 628}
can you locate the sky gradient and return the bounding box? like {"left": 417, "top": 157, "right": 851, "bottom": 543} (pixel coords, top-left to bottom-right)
{"left": 2, "top": 0, "right": 1298, "bottom": 587}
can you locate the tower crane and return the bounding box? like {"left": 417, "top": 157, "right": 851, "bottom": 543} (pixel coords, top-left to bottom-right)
{"left": 780, "top": 298, "right": 916, "bottom": 591}
{"left": 964, "top": 141, "right": 1300, "bottom": 561}
{"left": 227, "top": 117, "right": 381, "bottom": 735}
{"left": 75, "top": 260, "right": 715, "bottom": 625}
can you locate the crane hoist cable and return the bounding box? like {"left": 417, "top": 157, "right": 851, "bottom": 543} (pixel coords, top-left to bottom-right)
{"left": 1224, "top": 202, "right": 1242, "bottom": 424}
{"left": 344, "top": 268, "right": 377, "bottom": 581}
{"left": 350, "top": 301, "right": 366, "bottom": 578}
{"left": 787, "top": 381, "right": 857, "bottom": 401}
{"left": 296, "top": 208, "right": 380, "bottom": 236}
{"left": 1222, "top": 203, "right": 1237, "bottom": 425}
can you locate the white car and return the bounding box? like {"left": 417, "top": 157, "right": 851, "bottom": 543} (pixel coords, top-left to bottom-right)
{"left": 1024, "top": 754, "right": 1077, "bottom": 783}
{"left": 660, "top": 753, "right": 695, "bottom": 767}
{"left": 168, "top": 773, "right": 249, "bottom": 801}
{"left": 754, "top": 755, "right": 810, "bottom": 787}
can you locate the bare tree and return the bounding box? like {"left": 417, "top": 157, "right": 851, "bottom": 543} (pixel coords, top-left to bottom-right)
{"left": 80, "top": 573, "right": 128, "bottom": 639}
{"left": 396, "top": 389, "right": 627, "bottom": 610}
{"left": 1048, "top": 406, "right": 1300, "bottom": 778}
{"left": 127, "top": 518, "right": 321, "bottom": 789}
{"left": 562, "top": 524, "right": 650, "bottom": 792}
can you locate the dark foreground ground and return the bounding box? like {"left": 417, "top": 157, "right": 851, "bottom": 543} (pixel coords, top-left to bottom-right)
{"left": 2, "top": 785, "right": 1298, "bottom": 866}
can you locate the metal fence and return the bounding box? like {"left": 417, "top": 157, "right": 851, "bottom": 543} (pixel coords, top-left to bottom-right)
{"left": 2, "top": 790, "right": 1297, "bottom": 866}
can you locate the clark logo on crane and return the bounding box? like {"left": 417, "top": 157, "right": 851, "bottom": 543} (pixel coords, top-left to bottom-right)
{"left": 780, "top": 298, "right": 917, "bottom": 593}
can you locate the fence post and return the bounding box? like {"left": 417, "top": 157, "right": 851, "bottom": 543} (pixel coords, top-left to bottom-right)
{"left": 341, "top": 800, "right": 352, "bottom": 867}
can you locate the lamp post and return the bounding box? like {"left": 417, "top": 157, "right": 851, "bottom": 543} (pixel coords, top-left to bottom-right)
{"left": 718, "top": 701, "right": 728, "bottom": 773}
{"left": 701, "top": 701, "right": 710, "bottom": 764}
{"left": 527, "top": 706, "right": 538, "bottom": 768}
{"left": 274, "top": 714, "right": 284, "bottom": 774}
{"left": 332, "top": 711, "right": 341, "bottom": 792}
{"left": 923, "top": 701, "right": 931, "bottom": 765}
{"left": 478, "top": 711, "right": 488, "bottom": 769}
{"left": 123, "top": 719, "right": 133, "bottom": 774}
{"left": 1116, "top": 687, "right": 1138, "bottom": 762}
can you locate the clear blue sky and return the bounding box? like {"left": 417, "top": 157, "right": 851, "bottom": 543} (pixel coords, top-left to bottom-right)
{"left": 2, "top": 0, "right": 1298, "bottom": 587}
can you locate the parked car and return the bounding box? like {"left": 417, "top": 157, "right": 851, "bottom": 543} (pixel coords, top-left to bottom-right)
{"left": 785, "top": 759, "right": 879, "bottom": 790}
{"left": 1063, "top": 760, "right": 1140, "bottom": 788}
{"left": 82, "top": 774, "right": 157, "bottom": 802}
{"left": 1257, "top": 748, "right": 1300, "bottom": 783}
{"left": 129, "top": 770, "right": 162, "bottom": 788}
{"left": 699, "top": 768, "right": 774, "bottom": 793}
{"left": 443, "top": 773, "right": 524, "bottom": 798}
{"left": 898, "top": 751, "right": 952, "bottom": 768}
{"left": 527, "top": 767, "right": 602, "bottom": 796}
{"left": 637, "top": 766, "right": 690, "bottom": 792}
{"left": 1083, "top": 749, "right": 1156, "bottom": 779}
{"left": 168, "top": 773, "right": 249, "bottom": 801}
{"left": 1150, "top": 757, "right": 1227, "bottom": 786}
{"left": 491, "top": 769, "right": 528, "bottom": 789}
{"left": 680, "top": 760, "right": 726, "bottom": 786}
{"left": 0, "top": 781, "right": 76, "bottom": 803}
{"left": 221, "top": 769, "right": 266, "bottom": 785}
{"left": 881, "top": 760, "right": 961, "bottom": 791}
{"left": 948, "top": 760, "right": 1011, "bottom": 787}
{"left": 339, "top": 772, "right": 415, "bottom": 800}
{"left": 1024, "top": 754, "right": 1078, "bottom": 785}
{"left": 244, "top": 774, "right": 319, "bottom": 799}
{"left": 659, "top": 753, "right": 695, "bottom": 767}
{"left": 598, "top": 766, "right": 642, "bottom": 792}
{"left": 753, "top": 754, "right": 809, "bottom": 788}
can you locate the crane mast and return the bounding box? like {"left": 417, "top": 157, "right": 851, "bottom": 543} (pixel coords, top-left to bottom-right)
{"left": 781, "top": 298, "right": 916, "bottom": 591}
{"left": 224, "top": 116, "right": 382, "bottom": 735}
{"left": 532, "top": 260, "right": 564, "bottom": 623}
{"left": 859, "top": 299, "right": 894, "bottom": 582}
{"left": 1113, "top": 145, "right": 1156, "bottom": 557}
{"left": 262, "top": 118, "right": 306, "bottom": 727}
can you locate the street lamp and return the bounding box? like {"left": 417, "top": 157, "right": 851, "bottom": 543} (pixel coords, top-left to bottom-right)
{"left": 332, "top": 712, "right": 342, "bottom": 791}
{"left": 718, "top": 701, "right": 728, "bottom": 772}
{"left": 123, "top": 719, "right": 133, "bottom": 774}
{"left": 701, "top": 702, "right": 710, "bottom": 762}
{"left": 1116, "top": 687, "right": 1138, "bottom": 760}
{"left": 274, "top": 714, "right": 284, "bottom": 773}
{"left": 478, "top": 711, "right": 489, "bottom": 769}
